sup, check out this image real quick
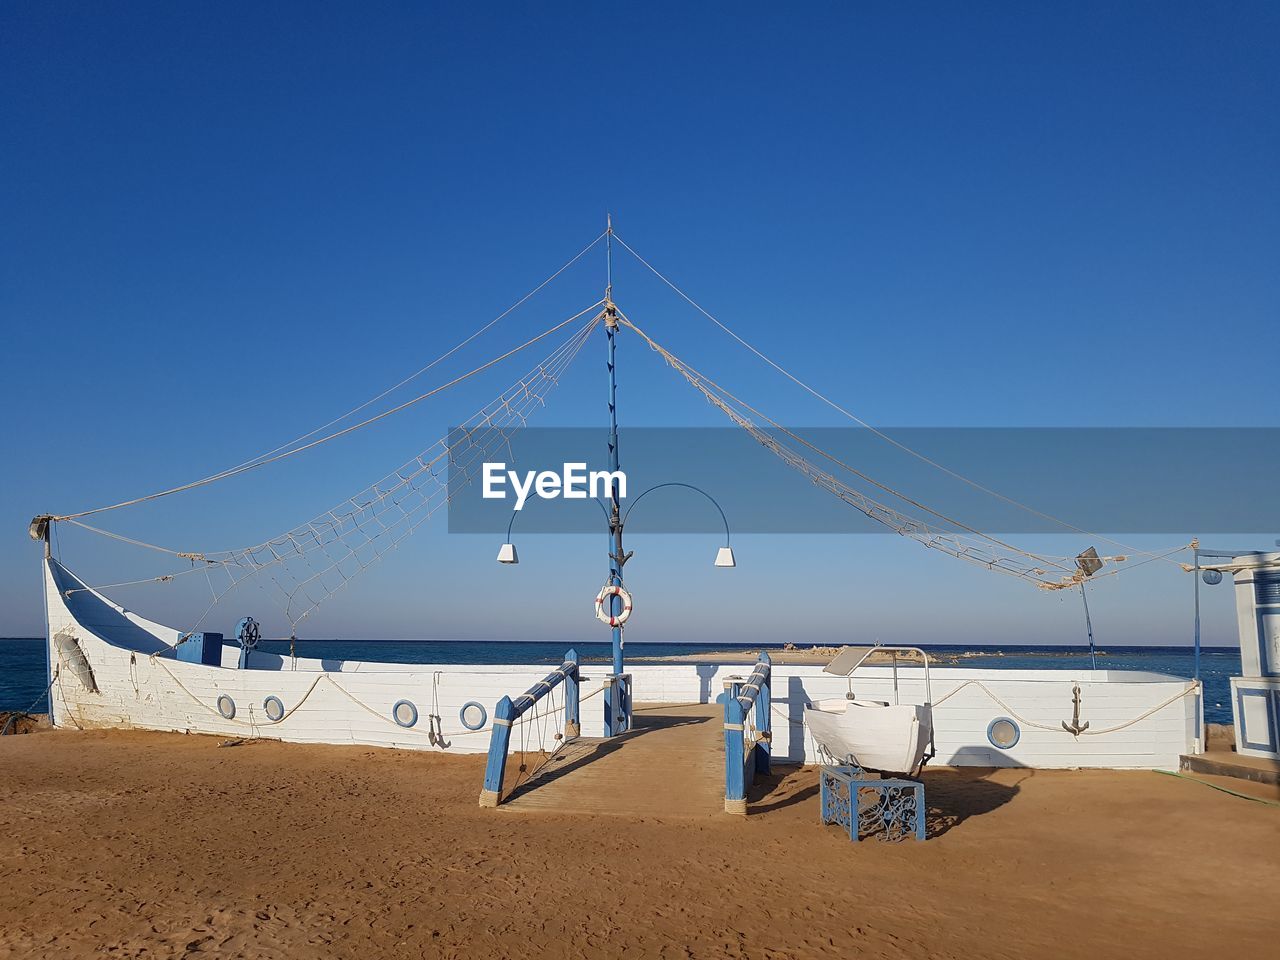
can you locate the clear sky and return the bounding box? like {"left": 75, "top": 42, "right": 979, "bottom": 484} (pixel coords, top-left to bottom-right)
{"left": 1, "top": 3, "right": 1276, "bottom": 646}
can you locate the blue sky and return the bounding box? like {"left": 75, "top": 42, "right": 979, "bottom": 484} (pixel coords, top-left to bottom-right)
{"left": 1, "top": 3, "right": 1276, "bottom": 645}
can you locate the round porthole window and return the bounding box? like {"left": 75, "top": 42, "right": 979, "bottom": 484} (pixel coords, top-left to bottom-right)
{"left": 459, "top": 701, "right": 488, "bottom": 731}
{"left": 263, "top": 696, "right": 285, "bottom": 722}
{"left": 216, "top": 694, "right": 237, "bottom": 720}
{"left": 987, "top": 716, "right": 1020, "bottom": 749}
{"left": 392, "top": 699, "right": 418, "bottom": 728}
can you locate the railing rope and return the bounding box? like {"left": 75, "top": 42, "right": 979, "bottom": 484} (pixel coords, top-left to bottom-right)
{"left": 724, "top": 651, "right": 771, "bottom": 815}
{"left": 479, "top": 648, "right": 580, "bottom": 808}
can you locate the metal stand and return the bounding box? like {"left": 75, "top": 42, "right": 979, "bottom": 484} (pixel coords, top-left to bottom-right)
{"left": 820, "top": 765, "right": 926, "bottom": 842}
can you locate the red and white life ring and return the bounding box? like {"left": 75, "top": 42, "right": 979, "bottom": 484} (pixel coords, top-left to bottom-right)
{"left": 594, "top": 583, "right": 633, "bottom": 627}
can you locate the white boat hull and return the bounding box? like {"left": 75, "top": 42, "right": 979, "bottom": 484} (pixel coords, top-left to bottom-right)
{"left": 804, "top": 700, "right": 932, "bottom": 775}
{"left": 42, "top": 559, "right": 1202, "bottom": 769}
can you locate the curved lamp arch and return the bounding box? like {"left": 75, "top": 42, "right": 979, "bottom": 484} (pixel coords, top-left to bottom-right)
{"left": 497, "top": 481, "right": 734, "bottom": 567}
{"left": 622, "top": 482, "right": 734, "bottom": 567}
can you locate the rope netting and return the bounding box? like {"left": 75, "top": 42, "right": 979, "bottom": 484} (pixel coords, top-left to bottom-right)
{"left": 612, "top": 231, "right": 1191, "bottom": 575}
{"left": 46, "top": 224, "right": 1196, "bottom": 629}
{"left": 66, "top": 311, "right": 601, "bottom": 633}
{"left": 618, "top": 312, "right": 1089, "bottom": 589}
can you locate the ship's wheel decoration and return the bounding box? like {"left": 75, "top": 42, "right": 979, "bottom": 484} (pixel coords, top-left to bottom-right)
{"left": 236, "top": 617, "right": 260, "bottom": 651}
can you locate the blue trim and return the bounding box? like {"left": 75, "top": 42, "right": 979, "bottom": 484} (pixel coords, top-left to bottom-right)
{"left": 175, "top": 632, "right": 224, "bottom": 666}
{"left": 459, "top": 700, "right": 488, "bottom": 731}
{"left": 1236, "top": 687, "right": 1278, "bottom": 753}
{"left": 392, "top": 699, "right": 418, "bottom": 728}
{"left": 724, "top": 681, "right": 746, "bottom": 808}
{"left": 481, "top": 696, "right": 516, "bottom": 800}
{"left": 987, "top": 716, "right": 1020, "bottom": 749}
{"left": 480, "top": 653, "right": 583, "bottom": 806}
{"left": 216, "top": 694, "right": 236, "bottom": 720}
{"left": 1256, "top": 609, "right": 1280, "bottom": 678}
{"left": 564, "top": 647, "right": 580, "bottom": 734}
{"left": 724, "top": 653, "right": 773, "bottom": 812}
{"left": 754, "top": 651, "right": 772, "bottom": 776}
{"left": 263, "top": 695, "right": 284, "bottom": 722}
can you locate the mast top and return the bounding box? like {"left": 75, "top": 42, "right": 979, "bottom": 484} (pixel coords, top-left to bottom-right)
{"left": 605, "top": 211, "right": 614, "bottom": 303}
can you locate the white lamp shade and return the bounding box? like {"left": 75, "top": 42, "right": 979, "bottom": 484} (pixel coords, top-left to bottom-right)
{"left": 496, "top": 543, "right": 519, "bottom": 564}
{"left": 714, "top": 546, "right": 736, "bottom": 568}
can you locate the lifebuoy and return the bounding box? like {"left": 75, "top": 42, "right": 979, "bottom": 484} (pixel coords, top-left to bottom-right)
{"left": 594, "top": 583, "right": 633, "bottom": 627}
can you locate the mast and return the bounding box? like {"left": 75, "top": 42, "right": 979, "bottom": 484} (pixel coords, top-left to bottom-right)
{"left": 604, "top": 214, "right": 625, "bottom": 678}
{"left": 601, "top": 214, "right": 632, "bottom": 736}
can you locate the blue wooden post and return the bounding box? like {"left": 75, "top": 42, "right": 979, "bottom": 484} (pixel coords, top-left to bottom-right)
{"left": 724, "top": 678, "right": 746, "bottom": 814}
{"left": 479, "top": 696, "right": 515, "bottom": 807}
{"left": 754, "top": 651, "right": 771, "bottom": 776}
{"left": 914, "top": 783, "right": 927, "bottom": 841}
{"left": 564, "top": 648, "right": 580, "bottom": 738}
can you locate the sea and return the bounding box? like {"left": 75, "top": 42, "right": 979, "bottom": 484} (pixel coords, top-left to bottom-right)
{"left": 0, "top": 638, "right": 1243, "bottom": 725}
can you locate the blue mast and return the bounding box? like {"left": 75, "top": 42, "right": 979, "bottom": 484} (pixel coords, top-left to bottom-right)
{"left": 607, "top": 306, "right": 623, "bottom": 676}
{"left": 604, "top": 216, "right": 631, "bottom": 733}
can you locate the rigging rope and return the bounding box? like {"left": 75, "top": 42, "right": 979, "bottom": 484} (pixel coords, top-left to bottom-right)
{"left": 208, "top": 231, "right": 608, "bottom": 483}
{"left": 64, "top": 311, "right": 602, "bottom": 631}
{"left": 617, "top": 312, "right": 1079, "bottom": 588}
{"left": 613, "top": 232, "right": 1185, "bottom": 568}
{"left": 54, "top": 302, "right": 603, "bottom": 521}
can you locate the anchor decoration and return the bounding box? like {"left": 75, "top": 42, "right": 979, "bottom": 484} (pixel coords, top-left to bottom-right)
{"left": 1062, "top": 684, "right": 1090, "bottom": 736}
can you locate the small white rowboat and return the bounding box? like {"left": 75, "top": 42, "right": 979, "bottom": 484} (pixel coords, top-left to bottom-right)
{"left": 803, "top": 646, "right": 936, "bottom": 776}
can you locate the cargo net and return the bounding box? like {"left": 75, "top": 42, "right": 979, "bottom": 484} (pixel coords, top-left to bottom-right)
{"left": 617, "top": 313, "right": 1082, "bottom": 589}
{"left": 156, "top": 315, "right": 598, "bottom": 633}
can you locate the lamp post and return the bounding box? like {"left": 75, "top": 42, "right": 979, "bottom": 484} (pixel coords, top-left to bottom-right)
{"left": 497, "top": 478, "right": 735, "bottom": 737}
{"left": 497, "top": 217, "right": 737, "bottom": 736}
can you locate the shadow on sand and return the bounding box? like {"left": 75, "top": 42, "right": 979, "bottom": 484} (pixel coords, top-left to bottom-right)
{"left": 922, "top": 765, "right": 1027, "bottom": 837}
{"left": 743, "top": 751, "right": 1027, "bottom": 837}
{"left": 500, "top": 707, "right": 712, "bottom": 803}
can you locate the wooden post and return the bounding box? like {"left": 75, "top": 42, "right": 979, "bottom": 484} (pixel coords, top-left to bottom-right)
{"left": 914, "top": 782, "right": 927, "bottom": 841}
{"left": 724, "top": 677, "right": 746, "bottom": 815}
{"left": 564, "top": 649, "right": 580, "bottom": 739}
{"left": 479, "top": 696, "right": 515, "bottom": 808}
{"left": 755, "top": 651, "right": 771, "bottom": 776}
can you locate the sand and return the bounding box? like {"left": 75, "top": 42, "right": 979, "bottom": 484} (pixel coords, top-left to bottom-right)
{"left": 1, "top": 727, "right": 1277, "bottom": 959}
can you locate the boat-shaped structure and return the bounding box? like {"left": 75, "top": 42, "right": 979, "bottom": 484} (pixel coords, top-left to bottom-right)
{"left": 44, "top": 557, "right": 1203, "bottom": 769}
{"left": 30, "top": 225, "right": 1218, "bottom": 774}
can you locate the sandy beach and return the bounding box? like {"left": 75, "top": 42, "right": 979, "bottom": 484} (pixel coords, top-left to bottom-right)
{"left": 1, "top": 724, "right": 1276, "bottom": 959}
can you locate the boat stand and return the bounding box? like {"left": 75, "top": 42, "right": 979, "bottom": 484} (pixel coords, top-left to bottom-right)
{"left": 819, "top": 764, "right": 926, "bottom": 842}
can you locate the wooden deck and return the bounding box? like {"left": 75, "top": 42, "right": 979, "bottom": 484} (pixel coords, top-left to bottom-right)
{"left": 499, "top": 702, "right": 725, "bottom": 817}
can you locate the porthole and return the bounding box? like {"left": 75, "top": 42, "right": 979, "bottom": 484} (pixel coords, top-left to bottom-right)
{"left": 987, "top": 716, "right": 1020, "bottom": 749}
{"left": 392, "top": 699, "right": 418, "bottom": 728}
{"left": 263, "top": 695, "right": 285, "bottom": 722}
{"left": 216, "top": 694, "right": 237, "bottom": 720}
{"left": 459, "top": 701, "right": 488, "bottom": 731}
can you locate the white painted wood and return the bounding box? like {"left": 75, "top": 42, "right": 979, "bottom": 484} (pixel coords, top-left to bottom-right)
{"left": 43, "top": 559, "right": 1199, "bottom": 770}
{"left": 1230, "top": 677, "right": 1280, "bottom": 760}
